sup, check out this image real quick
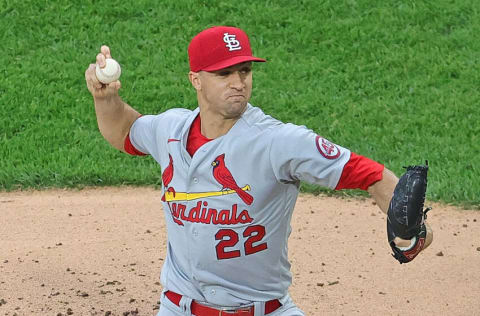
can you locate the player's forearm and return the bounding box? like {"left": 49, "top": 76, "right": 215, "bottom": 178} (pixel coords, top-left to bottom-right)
{"left": 367, "top": 167, "right": 398, "bottom": 214}
{"left": 94, "top": 95, "right": 141, "bottom": 152}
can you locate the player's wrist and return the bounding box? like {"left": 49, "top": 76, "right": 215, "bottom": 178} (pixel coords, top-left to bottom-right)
{"left": 94, "top": 93, "right": 122, "bottom": 107}
{"left": 424, "top": 222, "right": 433, "bottom": 249}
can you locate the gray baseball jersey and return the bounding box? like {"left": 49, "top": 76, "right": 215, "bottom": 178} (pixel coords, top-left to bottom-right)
{"left": 129, "top": 104, "right": 351, "bottom": 307}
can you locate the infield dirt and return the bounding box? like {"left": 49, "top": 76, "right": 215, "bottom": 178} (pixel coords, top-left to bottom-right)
{"left": 1, "top": 187, "right": 479, "bottom": 315}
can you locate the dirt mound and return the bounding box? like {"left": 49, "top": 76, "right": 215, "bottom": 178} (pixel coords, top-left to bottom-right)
{"left": 1, "top": 187, "right": 479, "bottom": 315}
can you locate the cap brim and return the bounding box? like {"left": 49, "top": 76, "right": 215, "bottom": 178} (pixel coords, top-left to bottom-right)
{"left": 201, "top": 56, "right": 266, "bottom": 72}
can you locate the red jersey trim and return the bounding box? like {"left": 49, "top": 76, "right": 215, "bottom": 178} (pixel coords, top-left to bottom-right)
{"left": 124, "top": 133, "right": 147, "bottom": 156}
{"left": 187, "top": 115, "right": 212, "bottom": 156}
{"left": 123, "top": 115, "right": 212, "bottom": 156}
{"left": 335, "top": 152, "right": 384, "bottom": 191}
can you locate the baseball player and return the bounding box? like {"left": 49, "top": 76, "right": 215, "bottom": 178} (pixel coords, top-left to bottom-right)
{"left": 85, "top": 26, "right": 433, "bottom": 316}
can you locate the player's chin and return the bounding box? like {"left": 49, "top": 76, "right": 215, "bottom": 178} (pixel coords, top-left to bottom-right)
{"left": 225, "top": 101, "right": 248, "bottom": 118}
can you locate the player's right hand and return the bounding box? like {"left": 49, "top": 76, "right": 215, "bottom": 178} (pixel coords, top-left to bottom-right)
{"left": 85, "top": 45, "right": 121, "bottom": 99}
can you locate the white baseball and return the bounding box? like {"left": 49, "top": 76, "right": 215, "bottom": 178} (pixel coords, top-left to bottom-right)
{"left": 95, "top": 58, "right": 121, "bottom": 84}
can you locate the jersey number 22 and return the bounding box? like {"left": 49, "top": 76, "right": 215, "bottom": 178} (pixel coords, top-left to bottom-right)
{"left": 215, "top": 225, "right": 268, "bottom": 260}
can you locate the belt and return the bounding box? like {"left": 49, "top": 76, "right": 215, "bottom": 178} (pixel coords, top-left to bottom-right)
{"left": 165, "top": 290, "right": 282, "bottom": 316}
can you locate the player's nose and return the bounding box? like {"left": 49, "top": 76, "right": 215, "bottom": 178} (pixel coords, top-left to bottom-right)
{"left": 228, "top": 71, "right": 245, "bottom": 90}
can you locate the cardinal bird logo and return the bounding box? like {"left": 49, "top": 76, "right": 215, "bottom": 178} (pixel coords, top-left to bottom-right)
{"left": 212, "top": 153, "right": 254, "bottom": 205}
{"left": 161, "top": 154, "right": 176, "bottom": 202}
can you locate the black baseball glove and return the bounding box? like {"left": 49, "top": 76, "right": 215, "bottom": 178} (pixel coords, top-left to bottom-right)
{"left": 387, "top": 161, "right": 431, "bottom": 264}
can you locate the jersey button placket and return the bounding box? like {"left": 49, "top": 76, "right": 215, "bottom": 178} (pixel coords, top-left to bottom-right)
{"left": 186, "top": 164, "right": 202, "bottom": 288}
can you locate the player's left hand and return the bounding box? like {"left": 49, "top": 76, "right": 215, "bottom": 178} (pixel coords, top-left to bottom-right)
{"left": 386, "top": 161, "right": 433, "bottom": 264}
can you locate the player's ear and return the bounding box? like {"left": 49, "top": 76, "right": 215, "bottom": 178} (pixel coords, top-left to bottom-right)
{"left": 189, "top": 71, "right": 201, "bottom": 91}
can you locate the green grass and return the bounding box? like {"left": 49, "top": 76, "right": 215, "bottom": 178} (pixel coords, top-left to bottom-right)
{"left": 1, "top": 0, "right": 479, "bottom": 208}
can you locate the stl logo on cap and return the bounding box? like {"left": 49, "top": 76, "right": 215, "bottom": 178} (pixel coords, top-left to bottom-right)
{"left": 188, "top": 26, "right": 266, "bottom": 72}
{"left": 223, "top": 33, "right": 242, "bottom": 51}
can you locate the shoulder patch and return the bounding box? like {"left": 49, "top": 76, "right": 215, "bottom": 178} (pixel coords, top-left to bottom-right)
{"left": 315, "top": 136, "right": 341, "bottom": 159}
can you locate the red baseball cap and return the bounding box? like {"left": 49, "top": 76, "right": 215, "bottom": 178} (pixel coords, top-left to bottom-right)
{"left": 188, "top": 26, "right": 266, "bottom": 72}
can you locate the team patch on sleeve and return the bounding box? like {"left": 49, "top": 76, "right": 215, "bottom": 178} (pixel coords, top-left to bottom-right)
{"left": 315, "top": 136, "right": 341, "bottom": 159}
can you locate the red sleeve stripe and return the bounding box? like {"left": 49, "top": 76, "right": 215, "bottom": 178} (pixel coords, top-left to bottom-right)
{"left": 335, "top": 152, "right": 384, "bottom": 191}
{"left": 124, "top": 133, "right": 147, "bottom": 156}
